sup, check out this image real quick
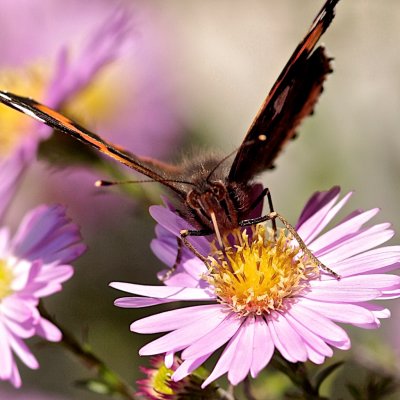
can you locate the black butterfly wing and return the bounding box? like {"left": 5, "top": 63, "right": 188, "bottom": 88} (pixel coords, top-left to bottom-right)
{"left": 0, "top": 91, "right": 185, "bottom": 196}
{"left": 228, "top": 0, "right": 339, "bottom": 183}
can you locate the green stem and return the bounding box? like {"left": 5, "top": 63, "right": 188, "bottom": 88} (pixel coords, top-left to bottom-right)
{"left": 39, "top": 302, "right": 137, "bottom": 400}
{"left": 271, "top": 353, "right": 328, "bottom": 399}
{"left": 243, "top": 376, "right": 257, "bottom": 400}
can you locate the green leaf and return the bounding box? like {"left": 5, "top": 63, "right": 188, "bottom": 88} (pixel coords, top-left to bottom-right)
{"left": 75, "top": 378, "right": 113, "bottom": 395}
{"left": 346, "top": 383, "right": 362, "bottom": 400}
{"left": 314, "top": 361, "right": 344, "bottom": 392}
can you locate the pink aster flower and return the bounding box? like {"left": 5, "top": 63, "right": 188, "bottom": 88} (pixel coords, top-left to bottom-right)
{"left": 0, "top": 158, "right": 85, "bottom": 388}
{"left": 111, "top": 186, "right": 400, "bottom": 388}
{"left": 137, "top": 355, "right": 218, "bottom": 399}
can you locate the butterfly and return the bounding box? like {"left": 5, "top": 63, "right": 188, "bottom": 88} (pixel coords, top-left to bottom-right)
{"left": 0, "top": 0, "right": 340, "bottom": 266}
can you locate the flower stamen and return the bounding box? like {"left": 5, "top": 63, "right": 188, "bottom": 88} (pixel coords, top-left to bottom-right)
{"left": 205, "top": 225, "right": 320, "bottom": 316}
{"left": 0, "top": 259, "right": 14, "bottom": 299}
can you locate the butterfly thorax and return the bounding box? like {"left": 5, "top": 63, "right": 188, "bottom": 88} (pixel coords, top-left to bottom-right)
{"left": 175, "top": 154, "right": 253, "bottom": 233}
{"left": 182, "top": 180, "right": 253, "bottom": 233}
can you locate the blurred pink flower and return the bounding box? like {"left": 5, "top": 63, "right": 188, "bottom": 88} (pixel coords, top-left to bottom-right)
{"left": 0, "top": 147, "right": 31, "bottom": 222}
{"left": 111, "top": 187, "right": 400, "bottom": 387}
{"left": 0, "top": 0, "right": 181, "bottom": 223}
{"left": 0, "top": 1, "right": 131, "bottom": 158}
{"left": 0, "top": 156, "right": 85, "bottom": 388}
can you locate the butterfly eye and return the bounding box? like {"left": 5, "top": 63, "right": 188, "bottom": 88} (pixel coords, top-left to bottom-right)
{"left": 211, "top": 181, "right": 226, "bottom": 200}
{"left": 187, "top": 190, "right": 200, "bottom": 209}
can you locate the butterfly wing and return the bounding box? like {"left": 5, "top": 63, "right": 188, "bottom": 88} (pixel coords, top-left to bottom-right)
{"left": 228, "top": 0, "right": 339, "bottom": 183}
{"left": 0, "top": 91, "right": 185, "bottom": 196}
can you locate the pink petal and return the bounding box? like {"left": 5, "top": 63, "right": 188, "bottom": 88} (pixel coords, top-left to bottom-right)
{"left": 201, "top": 328, "right": 242, "bottom": 388}
{"left": 360, "top": 303, "right": 391, "bottom": 319}
{"left": 378, "top": 289, "right": 400, "bottom": 299}
{"left": 306, "top": 349, "right": 327, "bottom": 364}
{"left": 296, "top": 187, "right": 341, "bottom": 229}
{"left": 35, "top": 318, "right": 62, "bottom": 341}
{"left": 297, "top": 190, "right": 351, "bottom": 244}
{"left": 1, "top": 297, "right": 36, "bottom": 322}
{"left": 250, "top": 316, "right": 274, "bottom": 378}
{"left": 149, "top": 205, "right": 210, "bottom": 254}
{"left": 181, "top": 312, "right": 242, "bottom": 360}
{"left": 173, "top": 353, "right": 212, "bottom": 382}
{"left": 110, "top": 282, "right": 215, "bottom": 301}
{"left": 11, "top": 205, "right": 62, "bottom": 254}
{"left": 138, "top": 307, "right": 229, "bottom": 355}
{"left": 34, "top": 265, "right": 74, "bottom": 297}
{"left": 131, "top": 304, "right": 222, "bottom": 333}
{"left": 0, "top": 322, "right": 13, "bottom": 379}
{"left": 9, "top": 361, "right": 22, "bottom": 388}
{"left": 12, "top": 260, "right": 41, "bottom": 291}
{"left": 309, "top": 208, "right": 379, "bottom": 252}
{"left": 317, "top": 224, "right": 394, "bottom": 264}
{"left": 297, "top": 298, "right": 376, "bottom": 325}
{"left": 287, "top": 303, "right": 350, "bottom": 346}
{"left": 164, "top": 352, "right": 174, "bottom": 368}
{"left": 151, "top": 236, "right": 180, "bottom": 267}
{"left": 3, "top": 316, "right": 35, "bottom": 339}
{"left": 334, "top": 246, "right": 400, "bottom": 275}
{"left": 50, "top": 243, "right": 86, "bottom": 264}
{"left": 157, "top": 269, "right": 202, "bottom": 288}
{"left": 8, "top": 333, "right": 39, "bottom": 369}
{"left": 115, "top": 297, "right": 177, "bottom": 308}
{"left": 227, "top": 316, "right": 255, "bottom": 385}
{"left": 267, "top": 313, "right": 307, "bottom": 363}
{"left": 285, "top": 313, "right": 333, "bottom": 361}
{"left": 310, "top": 274, "right": 400, "bottom": 292}
{"left": 304, "top": 283, "right": 381, "bottom": 302}
{"left": 0, "top": 227, "right": 10, "bottom": 257}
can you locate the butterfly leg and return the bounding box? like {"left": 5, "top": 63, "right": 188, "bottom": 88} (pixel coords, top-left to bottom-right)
{"left": 180, "top": 229, "right": 212, "bottom": 263}
{"left": 239, "top": 211, "right": 340, "bottom": 280}
{"left": 159, "top": 237, "right": 184, "bottom": 282}
{"left": 160, "top": 229, "right": 212, "bottom": 282}
{"left": 248, "top": 187, "right": 277, "bottom": 236}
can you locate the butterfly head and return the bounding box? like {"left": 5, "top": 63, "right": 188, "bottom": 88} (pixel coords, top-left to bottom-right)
{"left": 185, "top": 180, "right": 241, "bottom": 243}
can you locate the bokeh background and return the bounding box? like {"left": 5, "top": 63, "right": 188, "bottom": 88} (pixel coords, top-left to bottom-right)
{"left": 0, "top": 0, "right": 399, "bottom": 398}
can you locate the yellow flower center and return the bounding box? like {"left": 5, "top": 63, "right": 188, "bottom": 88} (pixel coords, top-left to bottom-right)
{"left": 150, "top": 362, "right": 175, "bottom": 397}
{"left": 205, "top": 225, "right": 319, "bottom": 316}
{"left": 64, "top": 65, "right": 124, "bottom": 124}
{"left": 0, "top": 64, "right": 47, "bottom": 156}
{"left": 0, "top": 259, "right": 14, "bottom": 299}
{"left": 0, "top": 60, "right": 124, "bottom": 158}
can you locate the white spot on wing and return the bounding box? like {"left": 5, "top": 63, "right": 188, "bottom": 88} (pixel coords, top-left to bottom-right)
{"left": 273, "top": 86, "right": 290, "bottom": 118}
{"left": 11, "top": 103, "right": 46, "bottom": 123}
{"left": 0, "top": 92, "right": 46, "bottom": 123}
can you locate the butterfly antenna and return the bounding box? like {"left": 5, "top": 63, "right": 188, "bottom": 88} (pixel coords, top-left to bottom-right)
{"left": 95, "top": 179, "right": 196, "bottom": 187}
{"left": 206, "top": 134, "right": 266, "bottom": 182}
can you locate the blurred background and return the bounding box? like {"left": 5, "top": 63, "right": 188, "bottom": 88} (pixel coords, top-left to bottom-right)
{"left": 0, "top": 0, "right": 399, "bottom": 398}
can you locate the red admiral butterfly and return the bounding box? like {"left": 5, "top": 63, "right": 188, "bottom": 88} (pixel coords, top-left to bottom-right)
{"left": 0, "top": 0, "right": 340, "bottom": 276}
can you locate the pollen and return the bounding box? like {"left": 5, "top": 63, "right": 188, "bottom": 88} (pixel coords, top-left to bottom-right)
{"left": 205, "top": 225, "right": 319, "bottom": 316}
{"left": 0, "top": 260, "right": 14, "bottom": 300}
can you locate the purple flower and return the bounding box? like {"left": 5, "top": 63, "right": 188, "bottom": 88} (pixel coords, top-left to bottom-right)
{"left": 136, "top": 355, "right": 217, "bottom": 399}
{"left": 136, "top": 355, "right": 184, "bottom": 400}
{"left": 0, "top": 1, "right": 132, "bottom": 158}
{"left": 111, "top": 187, "right": 400, "bottom": 387}
{"left": 0, "top": 158, "right": 85, "bottom": 388}
{"left": 0, "top": 0, "right": 181, "bottom": 224}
